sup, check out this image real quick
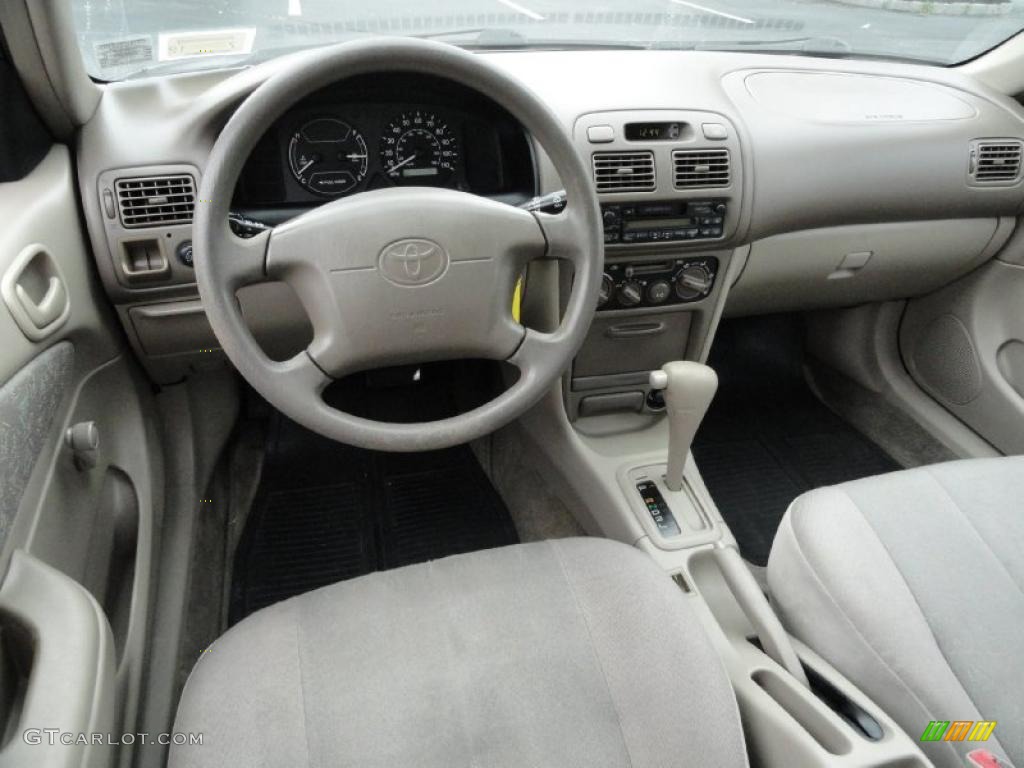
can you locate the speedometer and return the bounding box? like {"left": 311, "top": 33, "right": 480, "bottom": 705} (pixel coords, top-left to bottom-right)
{"left": 288, "top": 117, "right": 368, "bottom": 196}
{"left": 379, "top": 111, "right": 459, "bottom": 186}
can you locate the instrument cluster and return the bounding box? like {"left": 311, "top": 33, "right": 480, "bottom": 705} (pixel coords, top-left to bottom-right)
{"left": 233, "top": 74, "right": 535, "bottom": 217}
{"left": 286, "top": 108, "right": 462, "bottom": 197}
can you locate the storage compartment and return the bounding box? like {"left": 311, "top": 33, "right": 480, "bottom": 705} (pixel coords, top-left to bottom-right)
{"left": 0, "top": 552, "right": 116, "bottom": 768}
{"left": 727, "top": 219, "right": 1003, "bottom": 316}
{"left": 129, "top": 300, "right": 217, "bottom": 356}
{"left": 751, "top": 667, "right": 853, "bottom": 755}
{"left": 573, "top": 311, "right": 692, "bottom": 378}
{"left": 0, "top": 623, "right": 31, "bottom": 749}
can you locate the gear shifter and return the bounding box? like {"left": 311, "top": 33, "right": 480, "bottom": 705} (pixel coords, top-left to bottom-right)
{"left": 648, "top": 362, "right": 718, "bottom": 492}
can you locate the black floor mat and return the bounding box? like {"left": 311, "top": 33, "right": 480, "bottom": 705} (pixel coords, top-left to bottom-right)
{"left": 230, "top": 415, "right": 519, "bottom": 623}
{"left": 692, "top": 316, "right": 899, "bottom": 566}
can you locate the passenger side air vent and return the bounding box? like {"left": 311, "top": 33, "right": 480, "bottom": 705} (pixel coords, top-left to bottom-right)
{"left": 970, "top": 141, "right": 1023, "bottom": 184}
{"left": 673, "top": 149, "right": 730, "bottom": 189}
{"left": 592, "top": 151, "right": 656, "bottom": 193}
{"left": 115, "top": 174, "right": 196, "bottom": 228}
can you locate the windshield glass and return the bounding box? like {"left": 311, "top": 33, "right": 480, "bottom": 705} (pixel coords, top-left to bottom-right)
{"left": 71, "top": 0, "right": 1023, "bottom": 80}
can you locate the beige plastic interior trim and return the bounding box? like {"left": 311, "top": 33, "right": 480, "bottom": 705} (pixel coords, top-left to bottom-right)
{"left": 640, "top": 542, "right": 931, "bottom": 768}
{"left": 961, "top": 33, "right": 1024, "bottom": 97}
{"left": 0, "top": 550, "right": 115, "bottom": 768}
{"left": 0, "top": 0, "right": 100, "bottom": 137}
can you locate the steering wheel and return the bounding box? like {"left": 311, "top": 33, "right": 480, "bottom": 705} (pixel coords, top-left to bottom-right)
{"left": 193, "top": 38, "right": 602, "bottom": 452}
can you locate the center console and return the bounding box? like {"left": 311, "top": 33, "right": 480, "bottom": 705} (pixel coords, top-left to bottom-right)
{"left": 566, "top": 109, "right": 745, "bottom": 419}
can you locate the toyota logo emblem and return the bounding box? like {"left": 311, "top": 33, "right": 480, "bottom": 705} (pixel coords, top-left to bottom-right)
{"left": 378, "top": 238, "right": 449, "bottom": 286}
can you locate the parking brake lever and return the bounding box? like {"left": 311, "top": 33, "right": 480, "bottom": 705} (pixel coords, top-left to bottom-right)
{"left": 714, "top": 542, "right": 809, "bottom": 688}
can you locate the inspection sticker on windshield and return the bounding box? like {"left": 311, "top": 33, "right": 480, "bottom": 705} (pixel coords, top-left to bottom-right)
{"left": 94, "top": 37, "right": 155, "bottom": 71}
{"left": 158, "top": 28, "right": 255, "bottom": 61}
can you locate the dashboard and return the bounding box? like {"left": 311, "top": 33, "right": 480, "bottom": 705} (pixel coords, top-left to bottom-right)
{"left": 232, "top": 73, "right": 535, "bottom": 219}
{"left": 74, "top": 49, "right": 1024, "bottom": 390}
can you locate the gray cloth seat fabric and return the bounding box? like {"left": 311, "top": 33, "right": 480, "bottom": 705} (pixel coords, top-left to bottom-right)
{"left": 171, "top": 537, "right": 747, "bottom": 768}
{"left": 768, "top": 457, "right": 1024, "bottom": 768}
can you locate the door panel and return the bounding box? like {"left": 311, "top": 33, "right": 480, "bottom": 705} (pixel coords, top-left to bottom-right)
{"left": 0, "top": 60, "right": 161, "bottom": 768}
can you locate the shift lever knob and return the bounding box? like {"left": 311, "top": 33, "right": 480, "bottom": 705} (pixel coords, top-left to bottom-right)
{"left": 648, "top": 361, "right": 718, "bottom": 492}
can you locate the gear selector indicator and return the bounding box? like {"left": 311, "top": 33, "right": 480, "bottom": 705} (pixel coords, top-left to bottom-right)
{"left": 636, "top": 480, "right": 681, "bottom": 537}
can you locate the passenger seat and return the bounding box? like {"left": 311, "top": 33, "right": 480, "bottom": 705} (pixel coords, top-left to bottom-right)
{"left": 768, "top": 458, "right": 1024, "bottom": 768}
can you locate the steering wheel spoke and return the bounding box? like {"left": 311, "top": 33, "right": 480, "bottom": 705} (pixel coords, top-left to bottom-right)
{"left": 219, "top": 228, "right": 270, "bottom": 289}
{"left": 533, "top": 209, "right": 589, "bottom": 267}
{"left": 508, "top": 327, "right": 565, "bottom": 382}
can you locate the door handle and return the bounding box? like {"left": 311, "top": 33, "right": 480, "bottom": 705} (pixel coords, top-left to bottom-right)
{"left": 15, "top": 276, "right": 67, "bottom": 329}
{"left": 2, "top": 244, "right": 70, "bottom": 341}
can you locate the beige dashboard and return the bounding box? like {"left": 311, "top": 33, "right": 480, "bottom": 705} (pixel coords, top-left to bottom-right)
{"left": 74, "top": 49, "right": 1024, "bottom": 385}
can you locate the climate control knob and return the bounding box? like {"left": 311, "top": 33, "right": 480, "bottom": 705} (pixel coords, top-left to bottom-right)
{"left": 618, "top": 280, "right": 643, "bottom": 307}
{"left": 598, "top": 274, "right": 614, "bottom": 308}
{"left": 675, "top": 264, "right": 714, "bottom": 301}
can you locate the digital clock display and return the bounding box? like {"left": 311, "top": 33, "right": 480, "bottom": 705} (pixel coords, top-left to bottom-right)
{"left": 625, "top": 122, "right": 687, "bottom": 141}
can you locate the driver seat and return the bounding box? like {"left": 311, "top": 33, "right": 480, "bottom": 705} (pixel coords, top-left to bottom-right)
{"left": 169, "top": 538, "right": 747, "bottom": 767}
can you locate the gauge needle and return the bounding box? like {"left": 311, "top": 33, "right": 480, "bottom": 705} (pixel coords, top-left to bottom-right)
{"left": 346, "top": 153, "right": 367, "bottom": 160}
{"left": 297, "top": 159, "right": 315, "bottom": 175}
{"left": 386, "top": 154, "right": 417, "bottom": 174}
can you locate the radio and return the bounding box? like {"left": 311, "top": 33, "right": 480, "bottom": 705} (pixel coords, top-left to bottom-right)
{"left": 602, "top": 200, "right": 727, "bottom": 245}
{"left": 598, "top": 257, "right": 719, "bottom": 311}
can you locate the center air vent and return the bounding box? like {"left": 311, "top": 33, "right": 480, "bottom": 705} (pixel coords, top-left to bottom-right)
{"left": 970, "top": 141, "right": 1023, "bottom": 184}
{"left": 115, "top": 174, "right": 196, "bottom": 228}
{"left": 673, "top": 149, "right": 730, "bottom": 189}
{"left": 593, "top": 151, "right": 656, "bottom": 193}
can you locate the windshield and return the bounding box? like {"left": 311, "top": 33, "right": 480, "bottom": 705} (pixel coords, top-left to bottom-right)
{"left": 71, "top": 0, "right": 1024, "bottom": 80}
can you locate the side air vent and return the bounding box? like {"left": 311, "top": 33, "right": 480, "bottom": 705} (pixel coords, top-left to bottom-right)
{"left": 673, "top": 149, "right": 730, "bottom": 189}
{"left": 970, "top": 141, "right": 1023, "bottom": 184}
{"left": 592, "top": 151, "right": 656, "bottom": 193}
{"left": 115, "top": 174, "right": 196, "bottom": 228}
